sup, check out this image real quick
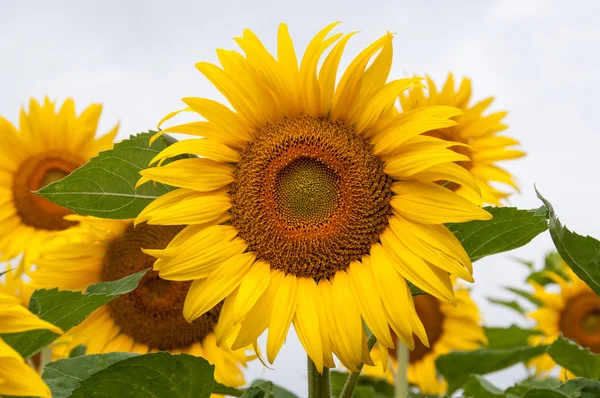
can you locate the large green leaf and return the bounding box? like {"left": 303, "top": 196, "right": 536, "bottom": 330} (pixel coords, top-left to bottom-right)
{"left": 436, "top": 345, "right": 548, "bottom": 393}
{"left": 485, "top": 326, "right": 542, "bottom": 349}
{"left": 43, "top": 353, "right": 137, "bottom": 398}
{"left": 36, "top": 132, "right": 181, "bottom": 219}
{"left": 447, "top": 206, "right": 548, "bottom": 262}
{"left": 0, "top": 270, "right": 147, "bottom": 358}
{"left": 462, "top": 375, "right": 506, "bottom": 397}
{"left": 537, "top": 190, "right": 600, "bottom": 295}
{"left": 69, "top": 352, "right": 214, "bottom": 398}
{"left": 548, "top": 335, "right": 600, "bottom": 379}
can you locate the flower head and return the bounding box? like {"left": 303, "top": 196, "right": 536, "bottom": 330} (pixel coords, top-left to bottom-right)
{"left": 138, "top": 23, "right": 491, "bottom": 371}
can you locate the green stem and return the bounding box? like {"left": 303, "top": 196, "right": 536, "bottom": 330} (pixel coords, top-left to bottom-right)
{"left": 308, "top": 356, "right": 331, "bottom": 398}
{"left": 339, "top": 333, "right": 378, "bottom": 398}
{"left": 394, "top": 340, "right": 409, "bottom": 398}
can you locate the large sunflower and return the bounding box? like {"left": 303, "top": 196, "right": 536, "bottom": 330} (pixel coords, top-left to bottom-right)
{"left": 400, "top": 74, "right": 525, "bottom": 205}
{"left": 0, "top": 97, "right": 117, "bottom": 268}
{"left": 137, "top": 23, "right": 491, "bottom": 371}
{"left": 0, "top": 291, "right": 63, "bottom": 398}
{"left": 527, "top": 266, "right": 600, "bottom": 380}
{"left": 362, "top": 287, "right": 486, "bottom": 394}
{"left": 31, "top": 216, "right": 250, "bottom": 388}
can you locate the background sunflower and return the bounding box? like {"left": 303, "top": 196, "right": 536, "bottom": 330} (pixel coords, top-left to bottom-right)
{"left": 527, "top": 265, "right": 600, "bottom": 380}
{"left": 0, "top": 97, "right": 117, "bottom": 272}
{"left": 362, "top": 286, "right": 486, "bottom": 394}
{"left": 31, "top": 216, "right": 251, "bottom": 388}
{"left": 400, "top": 74, "right": 525, "bottom": 205}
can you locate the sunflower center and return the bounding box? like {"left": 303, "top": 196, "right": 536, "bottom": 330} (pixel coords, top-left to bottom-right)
{"left": 12, "top": 152, "right": 83, "bottom": 231}
{"left": 231, "top": 115, "right": 392, "bottom": 280}
{"left": 101, "top": 223, "right": 221, "bottom": 351}
{"left": 274, "top": 158, "right": 340, "bottom": 227}
{"left": 560, "top": 292, "right": 600, "bottom": 353}
{"left": 409, "top": 294, "right": 444, "bottom": 363}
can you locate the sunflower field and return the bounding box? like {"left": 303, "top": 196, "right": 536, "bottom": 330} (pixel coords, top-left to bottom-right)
{"left": 1, "top": 9, "right": 599, "bottom": 398}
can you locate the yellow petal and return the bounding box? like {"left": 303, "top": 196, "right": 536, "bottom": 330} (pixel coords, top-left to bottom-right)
{"left": 183, "top": 252, "right": 256, "bottom": 321}
{"left": 379, "top": 229, "right": 455, "bottom": 304}
{"left": 318, "top": 32, "right": 357, "bottom": 115}
{"left": 214, "top": 288, "right": 240, "bottom": 346}
{"left": 139, "top": 158, "right": 234, "bottom": 192}
{"left": 411, "top": 162, "right": 481, "bottom": 199}
{"left": 137, "top": 190, "right": 231, "bottom": 226}
{"left": 232, "top": 270, "right": 284, "bottom": 350}
{"left": 367, "top": 248, "right": 415, "bottom": 349}
{"left": 388, "top": 216, "right": 473, "bottom": 282}
{"left": 390, "top": 181, "right": 492, "bottom": 224}
{"left": 331, "top": 271, "right": 363, "bottom": 370}
{"left": 150, "top": 226, "right": 246, "bottom": 281}
{"left": 149, "top": 138, "right": 241, "bottom": 165}
{"left": 293, "top": 278, "right": 324, "bottom": 372}
{"left": 346, "top": 260, "right": 394, "bottom": 348}
{"left": 182, "top": 97, "right": 252, "bottom": 144}
{"left": 267, "top": 274, "right": 298, "bottom": 363}
{"left": 0, "top": 340, "right": 51, "bottom": 398}
{"left": 233, "top": 260, "right": 271, "bottom": 323}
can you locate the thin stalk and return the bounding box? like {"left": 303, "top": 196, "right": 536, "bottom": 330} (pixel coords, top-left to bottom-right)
{"left": 339, "top": 333, "right": 378, "bottom": 398}
{"left": 394, "top": 340, "right": 409, "bottom": 398}
{"left": 308, "top": 356, "right": 331, "bottom": 398}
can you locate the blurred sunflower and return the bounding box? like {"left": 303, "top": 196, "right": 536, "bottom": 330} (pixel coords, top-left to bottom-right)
{"left": 0, "top": 98, "right": 117, "bottom": 269}
{"left": 527, "top": 266, "right": 600, "bottom": 380}
{"left": 137, "top": 23, "right": 491, "bottom": 371}
{"left": 400, "top": 74, "right": 525, "bottom": 205}
{"left": 363, "top": 287, "right": 486, "bottom": 394}
{"left": 31, "top": 216, "right": 250, "bottom": 388}
{"left": 0, "top": 290, "right": 63, "bottom": 398}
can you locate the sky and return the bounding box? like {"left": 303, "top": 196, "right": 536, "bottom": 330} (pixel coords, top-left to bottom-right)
{"left": 1, "top": 0, "right": 599, "bottom": 395}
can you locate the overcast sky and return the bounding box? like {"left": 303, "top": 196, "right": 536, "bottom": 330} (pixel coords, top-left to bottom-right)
{"left": 2, "top": 0, "right": 599, "bottom": 394}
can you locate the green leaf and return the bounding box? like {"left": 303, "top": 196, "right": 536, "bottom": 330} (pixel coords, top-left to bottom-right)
{"left": 485, "top": 326, "right": 542, "bottom": 349}
{"left": 212, "top": 382, "right": 244, "bottom": 397}
{"left": 463, "top": 375, "right": 506, "bottom": 397}
{"left": 0, "top": 270, "right": 147, "bottom": 359}
{"left": 42, "top": 352, "right": 137, "bottom": 398}
{"left": 548, "top": 335, "right": 600, "bottom": 379}
{"left": 536, "top": 189, "right": 600, "bottom": 295}
{"left": 36, "top": 131, "right": 182, "bottom": 219}
{"left": 248, "top": 380, "right": 299, "bottom": 398}
{"left": 242, "top": 386, "right": 267, "bottom": 398}
{"left": 436, "top": 345, "right": 548, "bottom": 393}
{"left": 526, "top": 252, "right": 570, "bottom": 286}
{"left": 505, "top": 287, "right": 544, "bottom": 307}
{"left": 447, "top": 206, "right": 548, "bottom": 262}
{"left": 488, "top": 297, "right": 527, "bottom": 314}
{"left": 68, "top": 345, "right": 86, "bottom": 358}
{"left": 559, "top": 378, "right": 600, "bottom": 397}
{"left": 69, "top": 352, "right": 214, "bottom": 398}
{"left": 522, "top": 389, "right": 570, "bottom": 398}
{"left": 505, "top": 376, "right": 562, "bottom": 397}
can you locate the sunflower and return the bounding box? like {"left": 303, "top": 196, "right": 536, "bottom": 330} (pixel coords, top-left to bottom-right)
{"left": 137, "top": 23, "right": 492, "bottom": 371}
{"left": 0, "top": 97, "right": 117, "bottom": 270}
{"left": 31, "top": 216, "right": 250, "bottom": 388}
{"left": 399, "top": 74, "right": 525, "bottom": 205}
{"left": 527, "top": 266, "right": 600, "bottom": 380}
{"left": 0, "top": 290, "right": 63, "bottom": 398}
{"left": 362, "top": 287, "right": 486, "bottom": 394}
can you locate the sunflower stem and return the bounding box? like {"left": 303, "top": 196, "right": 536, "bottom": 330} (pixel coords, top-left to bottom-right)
{"left": 394, "top": 340, "right": 409, "bottom": 398}
{"left": 307, "top": 356, "right": 330, "bottom": 398}
{"left": 339, "top": 333, "right": 378, "bottom": 398}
